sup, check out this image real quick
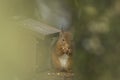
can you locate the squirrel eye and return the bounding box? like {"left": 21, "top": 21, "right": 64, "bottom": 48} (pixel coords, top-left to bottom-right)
{"left": 62, "top": 39, "right": 65, "bottom": 41}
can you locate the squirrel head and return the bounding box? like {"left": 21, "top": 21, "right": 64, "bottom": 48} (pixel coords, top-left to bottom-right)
{"left": 56, "top": 29, "right": 73, "bottom": 56}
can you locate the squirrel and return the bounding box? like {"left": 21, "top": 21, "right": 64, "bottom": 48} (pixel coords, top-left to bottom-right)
{"left": 52, "top": 29, "right": 73, "bottom": 72}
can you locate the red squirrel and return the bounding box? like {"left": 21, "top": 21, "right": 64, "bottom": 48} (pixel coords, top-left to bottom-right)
{"left": 52, "top": 29, "right": 73, "bottom": 72}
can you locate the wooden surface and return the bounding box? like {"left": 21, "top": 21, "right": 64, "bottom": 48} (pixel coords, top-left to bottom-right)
{"left": 32, "top": 70, "right": 74, "bottom": 80}
{"left": 22, "top": 19, "right": 61, "bottom": 40}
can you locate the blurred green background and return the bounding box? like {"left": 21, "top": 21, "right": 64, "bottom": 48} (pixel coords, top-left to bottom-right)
{"left": 0, "top": 0, "right": 120, "bottom": 80}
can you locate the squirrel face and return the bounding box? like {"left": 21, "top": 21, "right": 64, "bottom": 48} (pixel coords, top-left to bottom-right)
{"left": 56, "top": 31, "right": 73, "bottom": 56}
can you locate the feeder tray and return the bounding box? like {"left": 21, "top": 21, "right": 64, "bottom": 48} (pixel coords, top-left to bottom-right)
{"left": 22, "top": 19, "right": 60, "bottom": 40}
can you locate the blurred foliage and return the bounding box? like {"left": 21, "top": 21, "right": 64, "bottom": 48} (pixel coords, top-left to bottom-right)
{"left": 72, "top": 0, "right": 120, "bottom": 80}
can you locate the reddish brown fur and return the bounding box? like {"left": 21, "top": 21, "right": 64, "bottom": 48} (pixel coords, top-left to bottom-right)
{"left": 52, "top": 31, "right": 73, "bottom": 72}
